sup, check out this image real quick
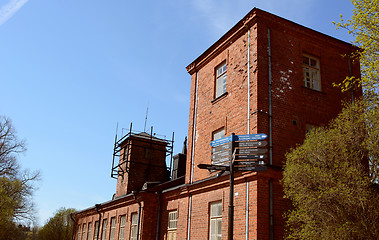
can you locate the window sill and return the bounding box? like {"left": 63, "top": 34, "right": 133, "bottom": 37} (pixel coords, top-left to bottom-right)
{"left": 211, "top": 92, "right": 228, "bottom": 104}
{"left": 301, "top": 86, "right": 326, "bottom": 95}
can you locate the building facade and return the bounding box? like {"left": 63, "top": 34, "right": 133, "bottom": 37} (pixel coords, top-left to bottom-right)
{"left": 72, "top": 8, "right": 361, "bottom": 240}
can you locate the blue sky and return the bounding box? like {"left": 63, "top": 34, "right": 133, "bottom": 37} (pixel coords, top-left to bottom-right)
{"left": 0, "top": 0, "right": 355, "bottom": 226}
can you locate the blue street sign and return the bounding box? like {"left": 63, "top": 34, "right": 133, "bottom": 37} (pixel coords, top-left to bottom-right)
{"left": 210, "top": 133, "right": 267, "bottom": 147}
{"left": 210, "top": 135, "right": 233, "bottom": 147}
{"left": 234, "top": 133, "right": 268, "bottom": 141}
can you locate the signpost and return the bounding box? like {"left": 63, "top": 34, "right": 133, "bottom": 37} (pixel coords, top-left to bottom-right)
{"left": 198, "top": 164, "right": 230, "bottom": 171}
{"left": 234, "top": 166, "right": 267, "bottom": 171}
{"left": 235, "top": 140, "right": 267, "bottom": 148}
{"left": 236, "top": 148, "right": 267, "bottom": 155}
{"left": 205, "top": 133, "right": 269, "bottom": 240}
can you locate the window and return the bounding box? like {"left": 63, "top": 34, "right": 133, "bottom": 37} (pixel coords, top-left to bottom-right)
{"left": 110, "top": 217, "right": 116, "bottom": 240}
{"left": 119, "top": 216, "right": 126, "bottom": 240}
{"left": 94, "top": 221, "right": 99, "bottom": 240}
{"left": 82, "top": 223, "right": 87, "bottom": 240}
{"left": 77, "top": 225, "right": 82, "bottom": 240}
{"left": 130, "top": 213, "right": 138, "bottom": 240}
{"left": 215, "top": 62, "right": 227, "bottom": 98}
{"left": 87, "top": 223, "right": 92, "bottom": 240}
{"left": 102, "top": 219, "right": 108, "bottom": 240}
{"left": 209, "top": 202, "right": 222, "bottom": 240}
{"left": 213, "top": 128, "right": 225, "bottom": 140}
{"left": 303, "top": 55, "right": 321, "bottom": 91}
{"left": 167, "top": 211, "right": 177, "bottom": 240}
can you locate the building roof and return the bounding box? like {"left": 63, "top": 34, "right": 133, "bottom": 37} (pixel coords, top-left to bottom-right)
{"left": 186, "top": 7, "right": 356, "bottom": 75}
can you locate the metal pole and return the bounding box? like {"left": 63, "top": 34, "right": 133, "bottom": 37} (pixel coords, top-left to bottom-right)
{"left": 228, "top": 133, "right": 235, "bottom": 240}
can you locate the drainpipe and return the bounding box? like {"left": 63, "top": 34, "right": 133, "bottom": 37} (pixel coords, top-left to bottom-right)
{"left": 187, "top": 70, "right": 198, "bottom": 240}
{"left": 187, "top": 194, "right": 192, "bottom": 240}
{"left": 190, "top": 71, "right": 199, "bottom": 184}
{"left": 267, "top": 27, "right": 274, "bottom": 240}
{"left": 246, "top": 27, "right": 251, "bottom": 240}
{"left": 155, "top": 192, "right": 161, "bottom": 240}
{"left": 95, "top": 204, "right": 102, "bottom": 240}
{"left": 70, "top": 213, "right": 77, "bottom": 240}
{"left": 245, "top": 179, "right": 249, "bottom": 240}
{"left": 132, "top": 191, "right": 142, "bottom": 240}
{"left": 247, "top": 29, "right": 251, "bottom": 135}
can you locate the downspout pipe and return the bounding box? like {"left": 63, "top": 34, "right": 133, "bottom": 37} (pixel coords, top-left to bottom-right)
{"left": 187, "top": 71, "right": 198, "bottom": 240}
{"left": 133, "top": 191, "right": 142, "bottom": 240}
{"left": 190, "top": 71, "right": 199, "bottom": 184}
{"left": 95, "top": 204, "right": 102, "bottom": 240}
{"left": 155, "top": 192, "right": 161, "bottom": 240}
{"left": 247, "top": 29, "right": 251, "bottom": 135}
{"left": 187, "top": 194, "right": 192, "bottom": 240}
{"left": 246, "top": 27, "right": 251, "bottom": 240}
{"left": 267, "top": 27, "right": 274, "bottom": 240}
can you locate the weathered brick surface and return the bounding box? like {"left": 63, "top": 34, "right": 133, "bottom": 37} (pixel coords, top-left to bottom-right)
{"left": 73, "top": 8, "right": 361, "bottom": 240}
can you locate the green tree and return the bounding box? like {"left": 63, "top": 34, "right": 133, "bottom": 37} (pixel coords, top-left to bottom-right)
{"left": 37, "top": 208, "right": 77, "bottom": 240}
{"left": 0, "top": 116, "right": 40, "bottom": 238}
{"left": 283, "top": 100, "right": 379, "bottom": 240}
{"left": 334, "top": 0, "right": 379, "bottom": 95}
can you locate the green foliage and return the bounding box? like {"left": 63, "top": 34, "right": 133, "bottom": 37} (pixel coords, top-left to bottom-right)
{"left": 37, "top": 208, "right": 77, "bottom": 240}
{"left": 0, "top": 116, "right": 40, "bottom": 237}
{"left": 333, "top": 0, "right": 379, "bottom": 95}
{"left": 283, "top": 100, "right": 379, "bottom": 240}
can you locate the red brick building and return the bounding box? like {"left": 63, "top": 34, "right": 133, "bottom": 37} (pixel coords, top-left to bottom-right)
{"left": 72, "top": 8, "right": 360, "bottom": 240}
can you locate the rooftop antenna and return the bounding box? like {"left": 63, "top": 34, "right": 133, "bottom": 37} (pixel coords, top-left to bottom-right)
{"left": 143, "top": 102, "right": 149, "bottom": 132}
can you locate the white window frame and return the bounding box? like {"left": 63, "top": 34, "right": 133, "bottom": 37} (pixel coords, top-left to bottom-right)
{"left": 215, "top": 62, "right": 227, "bottom": 98}
{"left": 94, "top": 221, "right": 99, "bottom": 240}
{"left": 110, "top": 217, "right": 116, "bottom": 240}
{"left": 119, "top": 215, "right": 126, "bottom": 240}
{"left": 82, "top": 223, "right": 87, "bottom": 240}
{"left": 130, "top": 213, "right": 138, "bottom": 240}
{"left": 167, "top": 210, "right": 177, "bottom": 240}
{"left": 209, "top": 202, "right": 222, "bottom": 240}
{"left": 87, "top": 223, "right": 92, "bottom": 240}
{"left": 77, "top": 225, "right": 82, "bottom": 240}
{"left": 213, "top": 128, "right": 225, "bottom": 141}
{"left": 303, "top": 54, "right": 321, "bottom": 91}
{"left": 101, "top": 219, "right": 108, "bottom": 240}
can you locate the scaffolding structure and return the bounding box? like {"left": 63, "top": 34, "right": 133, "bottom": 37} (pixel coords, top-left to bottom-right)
{"left": 111, "top": 123, "right": 174, "bottom": 179}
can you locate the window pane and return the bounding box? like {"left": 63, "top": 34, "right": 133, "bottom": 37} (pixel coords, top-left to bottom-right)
{"left": 213, "top": 129, "right": 225, "bottom": 141}
{"left": 130, "top": 213, "right": 138, "bottom": 240}
{"left": 210, "top": 202, "right": 222, "bottom": 240}
{"left": 82, "top": 224, "right": 87, "bottom": 240}
{"left": 110, "top": 218, "right": 116, "bottom": 240}
{"left": 215, "top": 63, "right": 227, "bottom": 98}
{"left": 310, "top": 58, "right": 317, "bottom": 67}
{"left": 119, "top": 216, "right": 126, "bottom": 240}
{"left": 302, "top": 55, "right": 321, "bottom": 91}
{"left": 87, "top": 223, "right": 92, "bottom": 240}
{"left": 77, "top": 225, "right": 81, "bottom": 240}
{"left": 102, "top": 219, "right": 108, "bottom": 240}
{"left": 303, "top": 56, "right": 309, "bottom": 65}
